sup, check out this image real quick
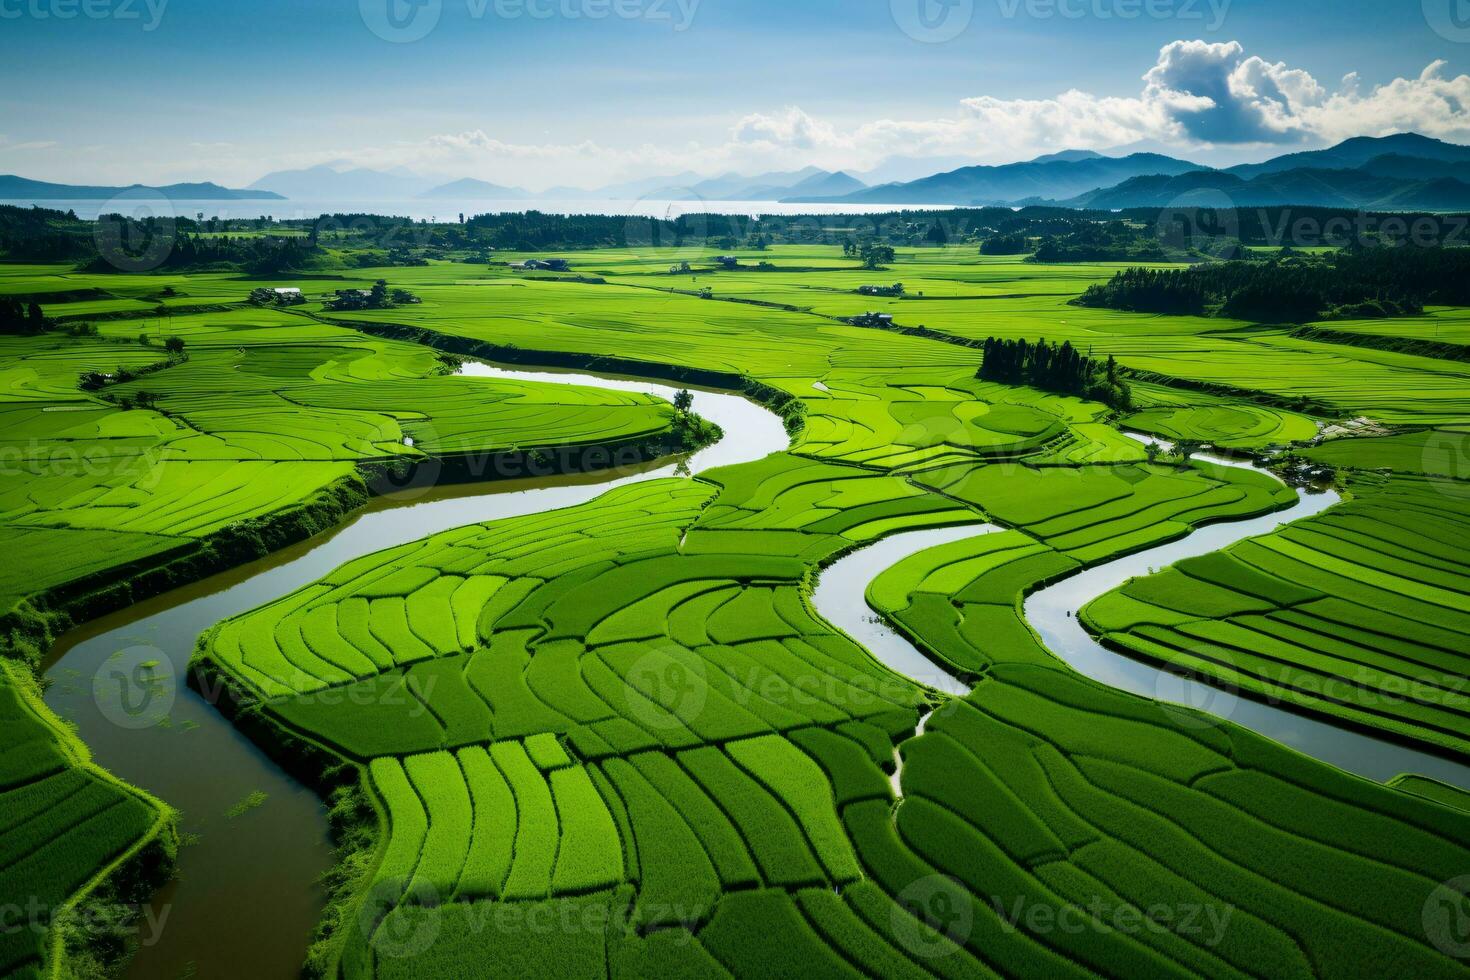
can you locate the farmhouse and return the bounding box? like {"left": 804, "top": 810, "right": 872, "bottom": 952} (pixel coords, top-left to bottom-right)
{"left": 512, "top": 258, "right": 570, "bottom": 272}
{"left": 857, "top": 282, "right": 904, "bottom": 297}
{"left": 850, "top": 311, "right": 894, "bottom": 327}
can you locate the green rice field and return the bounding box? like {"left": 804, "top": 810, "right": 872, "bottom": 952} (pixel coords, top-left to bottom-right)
{"left": 4, "top": 243, "right": 1470, "bottom": 978}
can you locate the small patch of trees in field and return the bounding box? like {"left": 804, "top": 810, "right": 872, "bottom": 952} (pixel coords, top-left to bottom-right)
{"left": 980, "top": 233, "right": 1031, "bottom": 255}
{"left": 1031, "top": 221, "right": 1171, "bottom": 263}
{"left": 326, "top": 280, "right": 420, "bottom": 312}
{"left": 978, "top": 336, "right": 1131, "bottom": 410}
{"left": 843, "top": 242, "right": 895, "bottom": 269}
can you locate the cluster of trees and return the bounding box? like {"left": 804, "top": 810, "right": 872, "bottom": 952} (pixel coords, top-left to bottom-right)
{"left": 978, "top": 336, "right": 1130, "bottom": 409}
{"left": 350, "top": 248, "right": 430, "bottom": 268}
{"left": 1072, "top": 267, "right": 1213, "bottom": 316}
{"left": 0, "top": 205, "right": 94, "bottom": 261}
{"left": 1030, "top": 221, "right": 1172, "bottom": 263}
{"left": 1075, "top": 247, "right": 1470, "bottom": 322}
{"left": 0, "top": 205, "right": 339, "bottom": 271}
{"left": 980, "top": 233, "right": 1030, "bottom": 255}
{"left": 79, "top": 221, "right": 325, "bottom": 275}
{"left": 465, "top": 211, "right": 651, "bottom": 250}
{"left": 0, "top": 297, "right": 47, "bottom": 335}
{"left": 451, "top": 207, "right": 1123, "bottom": 253}
{"left": 862, "top": 243, "right": 895, "bottom": 268}
{"left": 842, "top": 241, "right": 896, "bottom": 268}
{"left": 1142, "top": 206, "right": 1470, "bottom": 249}
{"left": 144, "top": 232, "right": 320, "bottom": 274}
{"left": 325, "top": 280, "right": 419, "bottom": 312}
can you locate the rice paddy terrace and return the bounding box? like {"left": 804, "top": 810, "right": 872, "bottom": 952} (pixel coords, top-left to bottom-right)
{"left": 3, "top": 246, "right": 1470, "bottom": 978}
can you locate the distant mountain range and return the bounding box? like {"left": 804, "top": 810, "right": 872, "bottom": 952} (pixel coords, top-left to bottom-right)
{"left": 1062, "top": 169, "right": 1470, "bottom": 211}
{"left": 251, "top": 166, "right": 539, "bottom": 203}
{"left": 7, "top": 134, "right": 1470, "bottom": 212}
{"left": 0, "top": 175, "right": 282, "bottom": 201}
{"left": 542, "top": 172, "right": 707, "bottom": 200}
{"left": 783, "top": 133, "right": 1470, "bottom": 211}
{"left": 637, "top": 167, "right": 868, "bottom": 201}
{"left": 248, "top": 165, "right": 435, "bottom": 200}
{"left": 418, "top": 177, "right": 529, "bottom": 200}
{"left": 242, "top": 163, "right": 865, "bottom": 203}
{"left": 784, "top": 152, "right": 1201, "bottom": 205}
{"left": 1053, "top": 135, "right": 1470, "bottom": 210}
{"left": 1222, "top": 133, "right": 1470, "bottom": 180}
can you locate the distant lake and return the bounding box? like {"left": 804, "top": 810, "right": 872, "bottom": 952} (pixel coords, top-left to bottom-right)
{"left": 0, "top": 198, "right": 957, "bottom": 222}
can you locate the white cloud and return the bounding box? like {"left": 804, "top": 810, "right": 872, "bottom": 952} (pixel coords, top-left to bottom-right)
{"left": 949, "top": 39, "right": 1469, "bottom": 155}
{"left": 563, "top": 43, "right": 1468, "bottom": 185}
{"left": 0, "top": 136, "right": 59, "bottom": 152}
{"left": 732, "top": 107, "right": 842, "bottom": 151}
{"left": 1298, "top": 61, "right": 1470, "bottom": 146}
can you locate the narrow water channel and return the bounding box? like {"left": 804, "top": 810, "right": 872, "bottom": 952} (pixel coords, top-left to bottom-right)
{"left": 809, "top": 527, "right": 985, "bottom": 699}
{"left": 41, "top": 363, "right": 788, "bottom": 980}
{"left": 1024, "top": 445, "right": 1470, "bottom": 791}
{"left": 807, "top": 440, "right": 1470, "bottom": 793}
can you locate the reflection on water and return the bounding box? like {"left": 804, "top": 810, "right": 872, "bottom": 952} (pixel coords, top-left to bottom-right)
{"left": 810, "top": 526, "right": 989, "bottom": 699}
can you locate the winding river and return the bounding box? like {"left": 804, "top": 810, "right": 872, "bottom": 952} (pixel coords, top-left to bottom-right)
{"left": 812, "top": 445, "right": 1470, "bottom": 791}
{"left": 41, "top": 363, "right": 787, "bottom": 980}
{"left": 39, "top": 365, "right": 1469, "bottom": 978}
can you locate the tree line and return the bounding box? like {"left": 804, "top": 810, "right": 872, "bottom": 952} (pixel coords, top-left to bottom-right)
{"left": 978, "top": 336, "right": 1130, "bottom": 410}
{"left": 1074, "top": 247, "right": 1470, "bottom": 322}
{"left": 5, "top": 200, "right": 1468, "bottom": 274}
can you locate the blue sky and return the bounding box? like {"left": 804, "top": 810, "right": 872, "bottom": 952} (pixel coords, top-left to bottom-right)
{"left": 1, "top": 0, "right": 1467, "bottom": 188}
